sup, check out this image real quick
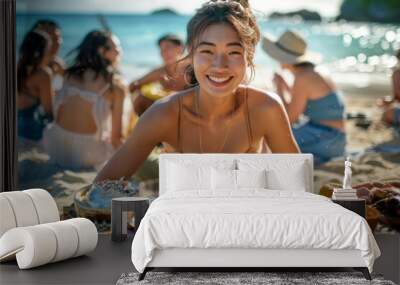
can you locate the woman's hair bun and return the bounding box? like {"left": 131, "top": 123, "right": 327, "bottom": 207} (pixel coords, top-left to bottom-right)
{"left": 233, "top": 0, "right": 249, "bottom": 9}
{"left": 208, "top": 0, "right": 249, "bottom": 9}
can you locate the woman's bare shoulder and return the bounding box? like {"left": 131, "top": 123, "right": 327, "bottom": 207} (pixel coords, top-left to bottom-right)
{"left": 109, "top": 76, "right": 128, "bottom": 100}
{"left": 142, "top": 87, "right": 195, "bottom": 120}
{"left": 113, "top": 74, "right": 128, "bottom": 86}
{"left": 292, "top": 71, "right": 315, "bottom": 87}
{"left": 245, "top": 85, "right": 284, "bottom": 108}
{"left": 297, "top": 69, "right": 334, "bottom": 88}
{"left": 244, "top": 86, "right": 292, "bottom": 140}
{"left": 244, "top": 85, "right": 287, "bottom": 124}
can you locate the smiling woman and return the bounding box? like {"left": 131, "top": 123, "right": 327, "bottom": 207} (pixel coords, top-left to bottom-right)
{"left": 95, "top": 0, "right": 300, "bottom": 182}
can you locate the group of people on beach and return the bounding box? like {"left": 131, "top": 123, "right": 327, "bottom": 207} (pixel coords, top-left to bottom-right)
{"left": 17, "top": 0, "right": 400, "bottom": 181}
{"left": 18, "top": 24, "right": 126, "bottom": 168}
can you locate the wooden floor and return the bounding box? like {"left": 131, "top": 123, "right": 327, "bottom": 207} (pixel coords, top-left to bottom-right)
{"left": 0, "top": 234, "right": 134, "bottom": 285}
{"left": 1, "top": 232, "right": 398, "bottom": 284}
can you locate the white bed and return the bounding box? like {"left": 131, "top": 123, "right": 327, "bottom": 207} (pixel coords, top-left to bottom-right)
{"left": 131, "top": 154, "right": 380, "bottom": 280}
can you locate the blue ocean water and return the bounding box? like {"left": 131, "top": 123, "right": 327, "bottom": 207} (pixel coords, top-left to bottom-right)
{"left": 17, "top": 13, "right": 400, "bottom": 83}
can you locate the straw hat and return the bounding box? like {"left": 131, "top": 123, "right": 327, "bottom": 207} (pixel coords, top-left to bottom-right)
{"left": 262, "top": 30, "right": 321, "bottom": 65}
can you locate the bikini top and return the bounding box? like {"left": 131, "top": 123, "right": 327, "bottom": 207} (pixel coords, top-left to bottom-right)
{"left": 53, "top": 83, "right": 111, "bottom": 140}
{"left": 172, "top": 87, "right": 260, "bottom": 153}
{"left": 304, "top": 91, "right": 345, "bottom": 122}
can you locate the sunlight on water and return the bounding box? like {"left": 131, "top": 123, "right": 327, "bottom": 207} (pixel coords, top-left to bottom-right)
{"left": 16, "top": 14, "right": 400, "bottom": 89}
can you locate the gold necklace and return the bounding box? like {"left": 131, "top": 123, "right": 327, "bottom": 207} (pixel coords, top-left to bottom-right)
{"left": 195, "top": 88, "right": 234, "bottom": 153}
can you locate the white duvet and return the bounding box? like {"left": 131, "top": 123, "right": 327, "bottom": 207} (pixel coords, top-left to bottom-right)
{"left": 131, "top": 190, "right": 380, "bottom": 273}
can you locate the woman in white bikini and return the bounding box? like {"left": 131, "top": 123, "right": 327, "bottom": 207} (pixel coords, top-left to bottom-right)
{"left": 43, "top": 30, "right": 127, "bottom": 169}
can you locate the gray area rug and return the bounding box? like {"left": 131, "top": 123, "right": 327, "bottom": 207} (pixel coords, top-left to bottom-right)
{"left": 117, "top": 271, "right": 395, "bottom": 285}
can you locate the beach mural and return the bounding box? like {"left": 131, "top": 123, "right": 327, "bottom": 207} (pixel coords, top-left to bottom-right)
{"left": 16, "top": 1, "right": 400, "bottom": 233}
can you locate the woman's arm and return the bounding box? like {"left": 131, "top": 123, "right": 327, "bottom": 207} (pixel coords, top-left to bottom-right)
{"left": 393, "top": 69, "right": 400, "bottom": 102}
{"left": 262, "top": 98, "right": 300, "bottom": 153}
{"left": 377, "top": 69, "right": 400, "bottom": 107}
{"left": 110, "top": 84, "right": 126, "bottom": 149}
{"left": 273, "top": 73, "right": 308, "bottom": 124}
{"left": 273, "top": 72, "right": 291, "bottom": 100}
{"left": 274, "top": 74, "right": 308, "bottom": 124}
{"left": 37, "top": 67, "right": 54, "bottom": 115}
{"left": 133, "top": 94, "right": 153, "bottom": 116}
{"left": 94, "top": 97, "right": 176, "bottom": 182}
{"left": 284, "top": 80, "right": 308, "bottom": 124}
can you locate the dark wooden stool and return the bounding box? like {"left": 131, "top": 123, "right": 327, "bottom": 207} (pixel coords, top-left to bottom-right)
{"left": 111, "top": 197, "right": 150, "bottom": 242}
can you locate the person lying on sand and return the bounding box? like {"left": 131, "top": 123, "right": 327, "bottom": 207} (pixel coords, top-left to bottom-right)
{"left": 129, "top": 34, "right": 188, "bottom": 116}
{"left": 261, "top": 30, "right": 346, "bottom": 164}
{"left": 95, "top": 0, "right": 299, "bottom": 182}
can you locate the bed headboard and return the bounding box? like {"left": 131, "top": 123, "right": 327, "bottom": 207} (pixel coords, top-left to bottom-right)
{"left": 159, "top": 154, "right": 314, "bottom": 195}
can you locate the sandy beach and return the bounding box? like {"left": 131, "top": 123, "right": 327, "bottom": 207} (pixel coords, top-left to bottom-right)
{"left": 339, "top": 77, "right": 396, "bottom": 151}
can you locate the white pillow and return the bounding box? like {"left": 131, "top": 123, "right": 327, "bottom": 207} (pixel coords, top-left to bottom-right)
{"left": 266, "top": 167, "right": 306, "bottom": 191}
{"left": 237, "top": 159, "right": 308, "bottom": 191}
{"left": 212, "top": 168, "right": 236, "bottom": 190}
{"left": 167, "top": 162, "right": 211, "bottom": 191}
{"left": 212, "top": 169, "right": 268, "bottom": 190}
{"left": 236, "top": 169, "right": 267, "bottom": 189}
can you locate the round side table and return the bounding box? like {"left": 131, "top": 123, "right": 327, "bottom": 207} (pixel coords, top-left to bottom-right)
{"left": 111, "top": 197, "right": 150, "bottom": 242}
